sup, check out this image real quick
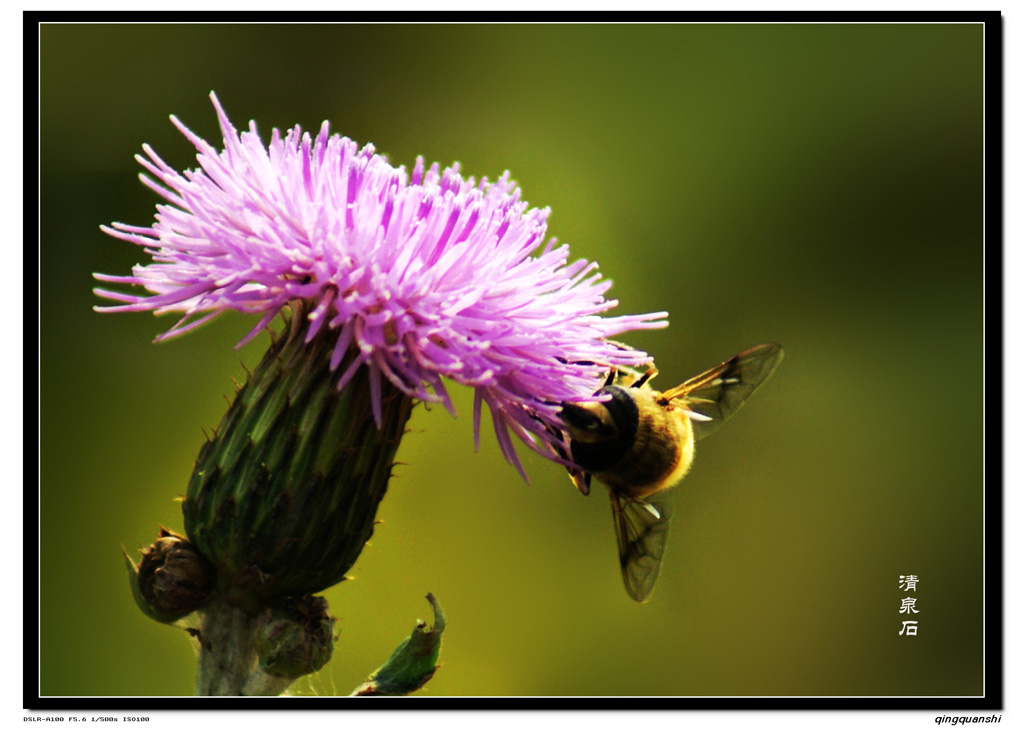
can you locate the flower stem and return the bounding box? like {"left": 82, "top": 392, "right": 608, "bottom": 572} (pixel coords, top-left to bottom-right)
{"left": 194, "top": 598, "right": 261, "bottom": 696}
{"left": 241, "top": 667, "right": 295, "bottom": 696}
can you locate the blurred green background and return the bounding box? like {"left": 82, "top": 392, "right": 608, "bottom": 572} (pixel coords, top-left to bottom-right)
{"left": 39, "top": 23, "right": 984, "bottom": 697}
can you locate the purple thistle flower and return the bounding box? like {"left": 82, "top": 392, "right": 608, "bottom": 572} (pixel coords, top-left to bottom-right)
{"left": 96, "top": 92, "right": 667, "bottom": 479}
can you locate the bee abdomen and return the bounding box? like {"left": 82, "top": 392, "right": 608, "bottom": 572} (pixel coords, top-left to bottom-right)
{"left": 608, "top": 406, "right": 694, "bottom": 498}
{"left": 563, "top": 386, "right": 695, "bottom": 498}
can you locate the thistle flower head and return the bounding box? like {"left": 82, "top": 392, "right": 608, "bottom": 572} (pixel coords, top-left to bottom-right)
{"left": 96, "top": 92, "right": 667, "bottom": 477}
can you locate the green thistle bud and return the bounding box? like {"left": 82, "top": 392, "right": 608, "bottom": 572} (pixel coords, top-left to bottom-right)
{"left": 254, "top": 595, "right": 335, "bottom": 679}
{"left": 351, "top": 593, "right": 446, "bottom": 696}
{"left": 182, "top": 310, "right": 415, "bottom": 611}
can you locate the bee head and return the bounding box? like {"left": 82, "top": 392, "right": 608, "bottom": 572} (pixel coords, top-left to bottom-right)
{"left": 560, "top": 401, "right": 615, "bottom": 443}
{"left": 559, "top": 386, "right": 640, "bottom": 470}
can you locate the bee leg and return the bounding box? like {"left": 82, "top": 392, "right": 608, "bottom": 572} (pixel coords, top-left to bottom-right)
{"left": 631, "top": 366, "right": 658, "bottom": 389}
{"left": 567, "top": 467, "right": 592, "bottom": 496}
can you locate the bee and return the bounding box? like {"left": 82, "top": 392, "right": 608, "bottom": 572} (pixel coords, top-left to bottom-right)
{"left": 558, "top": 342, "right": 783, "bottom": 602}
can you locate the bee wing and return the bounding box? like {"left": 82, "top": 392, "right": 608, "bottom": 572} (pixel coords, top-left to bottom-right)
{"left": 662, "top": 342, "right": 783, "bottom": 441}
{"left": 610, "top": 489, "right": 673, "bottom": 602}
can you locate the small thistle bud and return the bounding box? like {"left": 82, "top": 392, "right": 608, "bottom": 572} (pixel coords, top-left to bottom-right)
{"left": 127, "top": 527, "right": 213, "bottom": 622}
{"left": 254, "top": 595, "right": 335, "bottom": 679}
{"left": 352, "top": 593, "right": 446, "bottom": 696}
{"left": 182, "top": 311, "right": 415, "bottom": 610}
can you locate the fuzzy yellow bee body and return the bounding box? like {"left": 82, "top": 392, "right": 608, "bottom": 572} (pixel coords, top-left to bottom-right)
{"left": 559, "top": 343, "right": 783, "bottom": 602}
